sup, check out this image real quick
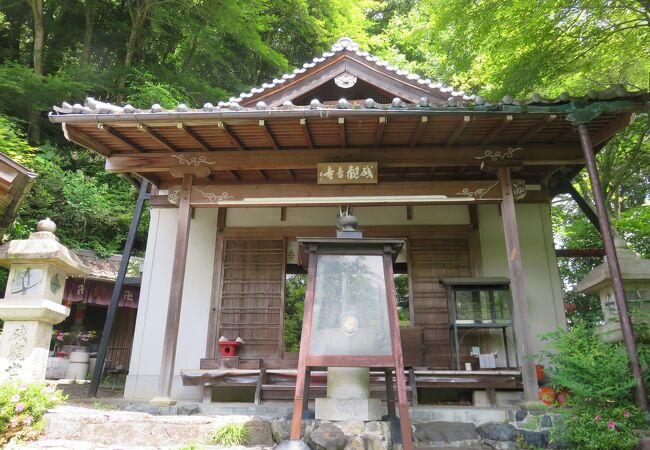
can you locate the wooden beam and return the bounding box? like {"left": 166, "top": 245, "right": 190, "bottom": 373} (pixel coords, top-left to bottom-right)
{"left": 375, "top": 117, "right": 386, "bottom": 147}
{"left": 517, "top": 115, "right": 556, "bottom": 145}
{"left": 218, "top": 121, "right": 245, "bottom": 150}
{"left": 63, "top": 124, "right": 113, "bottom": 156}
{"left": 300, "top": 118, "right": 314, "bottom": 149}
{"left": 429, "top": 166, "right": 437, "bottom": 175}
{"left": 280, "top": 207, "right": 287, "bottom": 221}
{"left": 156, "top": 173, "right": 194, "bottom": 402}
{"left": 177, "top": 123, "right": 212, "bottom": 151}
{"left": 105, "top": 144, "right": 583, "bottom": 174}
{"left": 445, "top": 116, "right": 471, "bottom": 146}
{"left": 498, "top": 167, "right": 537, "bottom": 403}
{"left": 406, "top": 206, "right": 413, "bottom": 221}
{"left": 468, "top": 204, "right": 479, "bottom": 230}
{"left": 557, "top": 176, "right": 600, "bottom": 232}
{"left": 555, "top": 248, "right": 605, "bottom": 257}
{"left": 137, "top": 124, "right": 178, "bottom": 152}
{"left": 590, "top": 113, "right": 632, "bottom": 147}
{"left": 257, "top": 170, "right": 268, "bottom": 180}
{"left": 98, "top": 124, "right": 143, "bottom": 152}
{"left": 410, "top": 116, "right": 428, "bottom": 147}
{"left": 169, "top": 180, "right": 505, "bottom": 206}
{"left": 338, "top": 117, "right": 346, "bottom": 148}
{"left": 481, "top": 115, "right": 512, "bottom": 146}
{"left": 259, "top": 120, "right": 279, "bottom": 150}
{"left": 553, "top": 126, "right": 575, "bottom": 144}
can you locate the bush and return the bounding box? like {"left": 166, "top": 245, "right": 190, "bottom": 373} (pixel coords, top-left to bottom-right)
{"left": 562, "top": 406, "right": 645, "bottom": 450}
{"left": 207, "top": 422, "right": 249, "bottom": 446}
{"left": 537, "top": 322, "right": 638, "bottom": 408}
{"left": 0, "top": 381, "right": 66, "bottom": 445}
{"left": 537, "top": 322, "right": 647, "bottom": 449}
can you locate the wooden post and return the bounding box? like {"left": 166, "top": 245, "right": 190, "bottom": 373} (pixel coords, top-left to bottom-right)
{"left": 154, "top": 173, "right": 194, "bottom": 404}
{"left": 498, "top": 167, "right": 538, "bottom": 403}
{"left": 577, "top": 124, "right": 648, "bottom": 410}
{"left": 290, "top": 247, "right": 318, "bottom": 440}
{"left": 205, "top": 208, "right": 227, "bottom": 359}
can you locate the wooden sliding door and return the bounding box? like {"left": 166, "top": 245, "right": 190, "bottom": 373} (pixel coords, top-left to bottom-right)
{"left": 409, "top": 238, "right": 472, "bottom": 368}
{"left": 217, "top": 239, "right": 286, "bottom": 358}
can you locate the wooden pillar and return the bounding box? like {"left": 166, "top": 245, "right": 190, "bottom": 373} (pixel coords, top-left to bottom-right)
{"left": 153, "top": 173, "right": 194, "bottom": 404}
{"left": 498, "top": 167, "right": 538, "bottom": 403}
{"left": 205, "top": 208, "right": 227, "bottom": 359}
{"left": 577, "top": 124, "right": 648, "bottom": 410}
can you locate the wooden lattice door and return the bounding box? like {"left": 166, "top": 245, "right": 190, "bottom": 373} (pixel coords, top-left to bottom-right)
{"left": 409, "top": 238, "right": 472, "bottom": 368}
{"left": 217, "top": 239, "right": 286, "bottom": 358}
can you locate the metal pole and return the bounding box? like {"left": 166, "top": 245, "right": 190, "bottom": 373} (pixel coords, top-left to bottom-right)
{"left": 89, "top": 180, "right": 149, "bottom": 397}
{"left": 577, "top": 124, "right": 648, "bottom": 410}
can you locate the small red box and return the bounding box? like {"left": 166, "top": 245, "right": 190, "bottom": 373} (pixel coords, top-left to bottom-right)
{"left": 218, "top": 341, "right": 240, "bottom": 357}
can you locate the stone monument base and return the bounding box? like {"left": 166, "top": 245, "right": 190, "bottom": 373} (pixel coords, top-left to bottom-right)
{"left": 315, "top": 397, "right": 382, "bottom": 421}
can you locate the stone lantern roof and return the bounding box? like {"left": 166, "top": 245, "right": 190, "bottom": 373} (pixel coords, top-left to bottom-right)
{"left": 575, "top": 238, "right": 650, "bottom": 293}
{"left": 0, "top": 218, "right": 89, "bottom": 276}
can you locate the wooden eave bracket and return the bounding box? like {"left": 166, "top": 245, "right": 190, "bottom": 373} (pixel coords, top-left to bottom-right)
{"left": 480, "top": 160, "right": 524, "bottom": 173}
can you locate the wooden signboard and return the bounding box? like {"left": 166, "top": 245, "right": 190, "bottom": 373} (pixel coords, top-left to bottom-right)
{"left": 317, "top": 162, "right": 378, "bottom": 184}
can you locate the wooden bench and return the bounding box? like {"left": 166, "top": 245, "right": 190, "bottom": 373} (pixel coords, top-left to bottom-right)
{"left": 181, "top": 366, "right": 521, "bottom": 407}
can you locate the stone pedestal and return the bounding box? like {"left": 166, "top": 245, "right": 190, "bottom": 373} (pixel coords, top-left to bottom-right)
{"left": 576, "top": 238, "right": 650, "bottom": 343}
{"left": 0, "top": 218, "right": 89, "bottom": 383}
{"left": 315, "top": 367, "right": 381, "bottom": 421}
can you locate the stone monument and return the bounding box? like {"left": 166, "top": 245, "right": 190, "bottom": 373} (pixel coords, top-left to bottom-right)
{"left": 0, "top": 218, "right": 89, "bottom": 382}
{"left": 576, "top": 237, "right": 650, "bottom": 343}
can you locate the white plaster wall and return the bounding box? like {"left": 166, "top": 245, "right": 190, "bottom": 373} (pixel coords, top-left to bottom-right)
{"left": 478, "top": 203, "right": 566, "bottom": 359}
{"left": 126, "top": 203, "right": 564, "bottom": 401}
{"left": 226, "top": 205, "right": 469, "bottom": 227}
{"left": 124, "top": 208, "right": 218, "bottom": 401}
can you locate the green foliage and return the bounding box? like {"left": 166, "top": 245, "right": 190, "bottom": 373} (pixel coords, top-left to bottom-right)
{"left": 207, "top": 422, "right": 249, "bottom": 446}
{"left": 5, "top": 149, "right": 147, "bottom": 257}
{"left": 284, "top": 274, "right": 306, "bottom": 352}
{"left": 0, "top": 115, "right": 36, "bottom": 166}
{"left": 537, "top": 323, "right": 648, "bottom": 449}
{"left": 0, "top": 382, "right": 66, "bottom": 446}
{"left": 176, "top": 442, "right": 205, "bottom": 450}
{"left": 562, "top": 406, "right": 644, "bottom": 450}
{"left": 537, "top": 323, "right": 640, "bottom": 407}
{"left": 395, "top": 274, "right": 410, "bottom": 324}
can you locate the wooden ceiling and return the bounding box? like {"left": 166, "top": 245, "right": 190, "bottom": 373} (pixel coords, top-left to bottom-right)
{"left": 57, "top": 110, "right": 627, "bottom": 194}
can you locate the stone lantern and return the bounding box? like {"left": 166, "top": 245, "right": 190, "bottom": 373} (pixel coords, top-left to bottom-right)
{"left": 576, "top": 238, "right": 650, "bottom": 343}
{"left": 0, "top": 218, "right": 89, "bottom": 382}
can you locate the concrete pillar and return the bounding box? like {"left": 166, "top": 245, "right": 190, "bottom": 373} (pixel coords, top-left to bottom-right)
{"left": 315, "top": 367, "right": 381, "bottom": 421}
{"left": 0, "top": 218, "right": 89, "bottom": 383}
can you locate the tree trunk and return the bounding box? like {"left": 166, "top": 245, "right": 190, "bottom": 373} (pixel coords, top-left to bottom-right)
{"left": 82, "top": 0, "right": 97, "bottom": 65}
{"left": 116, "top": 0, "right": 151, "bottom": 102}
{"left": 27, "top": 0, "right": 44, "bottom": 144}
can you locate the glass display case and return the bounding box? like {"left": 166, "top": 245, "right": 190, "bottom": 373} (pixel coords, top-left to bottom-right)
{"left": 442, "top": 278, "right": 517, "bottom": 370}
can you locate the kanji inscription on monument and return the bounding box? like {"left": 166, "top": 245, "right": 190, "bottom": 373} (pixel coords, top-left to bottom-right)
{"left": 317, "top": 162, "right": 378, "bottom": 184}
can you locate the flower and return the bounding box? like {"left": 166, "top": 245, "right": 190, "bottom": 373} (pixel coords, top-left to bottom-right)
{"left": 623, "top": 410, "right": 631, "bottom": 418}
{"left": 44, "top": 385, "right": 56, "bottom": 394}
{"left": 608, "top": 421, "right": 616, "bottom": 430}
{"left": 594, "top": 415, "right": 601, "bottom": 421}
{"left": 18, "top": 383, "right": 27, "bottom": 391}
{"left": 22, "top": 415, "right": 32, "bottom": 425}
{"left": 9, "top": 417, "right": 18, "bottom": 428}
{"left": 14, "top": 402, "right": 25, "bottom": 412}
{"left": 10, "top": 394, "right": 20, "bottom": 403}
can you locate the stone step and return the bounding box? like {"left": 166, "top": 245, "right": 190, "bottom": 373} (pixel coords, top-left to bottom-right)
{"left": 42, "top": 406, "right": 252, "bottom": 447}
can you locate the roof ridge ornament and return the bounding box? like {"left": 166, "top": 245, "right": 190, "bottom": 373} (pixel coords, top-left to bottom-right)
{"left": 333, "top": 37, "right": 358, "bottom": 52}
